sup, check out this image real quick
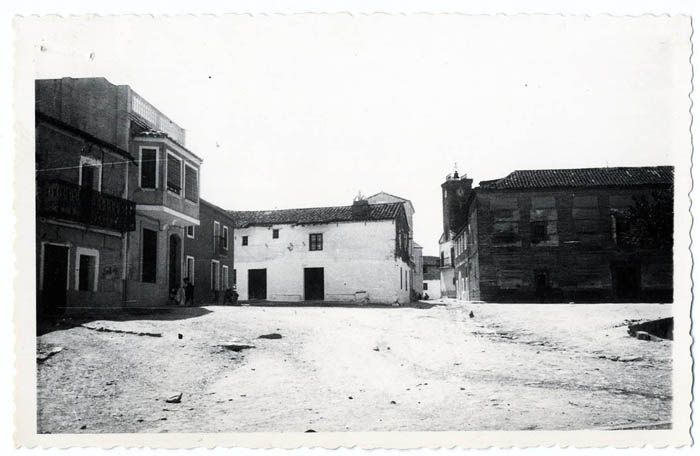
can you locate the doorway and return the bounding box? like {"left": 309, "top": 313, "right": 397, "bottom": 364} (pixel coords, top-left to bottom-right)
{"left": 534, "top": 270, "right": 549, "bottom": 302}
{"left": 304, "top": 267, "right": 324, "bottom": 301}
{"left": 248, "top": 269, "right": 267, "bottom": 300}
{"left": 612, "top": 265, "right": 640, "bottom": 300}
{"left": 168, "top": 234, "right": 181, "bottom": 292}
{"left": 41, "top": 244, "right": 69, "bottom": 316}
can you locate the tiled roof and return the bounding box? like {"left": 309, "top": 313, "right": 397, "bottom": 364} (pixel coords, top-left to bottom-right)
{"left": 479, "top": 166, "right": 674, "bottom": 190}
{"left": 230, "top": 202, "right": 405, "bottom": 229}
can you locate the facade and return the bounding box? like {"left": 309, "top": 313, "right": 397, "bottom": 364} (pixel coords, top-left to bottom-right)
{"left": 183, "top": 199, "right": 236, "bottom": 305}
{"left": 421, "top": 255, "right": 441, "bottom": 299}
{"left": 36, "top": 77, "right": 202, "bottom": 314}
{"left": 231, "top": 198, "right": 413, "bottom": 304}
{"left": 445, "top": 166, "right": 674, "bottom": 303}
{"left": 366, "top": 191, "right": 422, "bottom": 298}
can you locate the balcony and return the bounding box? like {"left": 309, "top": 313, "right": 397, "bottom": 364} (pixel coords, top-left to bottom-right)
{"left": 130, "top": 91, "right": 186, "bottom": 145}
{"left": 37, "top": 179, "right": 136, "bottom": 232}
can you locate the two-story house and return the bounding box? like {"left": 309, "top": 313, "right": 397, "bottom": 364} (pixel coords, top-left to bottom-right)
{"left": 183, "top": 199, "right": 236, "bottom": 305}
{"left": 446, "top": 166, "right": 674, "bottom": 303}
{"left": 230, "top": 196, "right": 412, "bottom": 304}
{"left": 36, "top": 77, "right": 202, "bottom": 314}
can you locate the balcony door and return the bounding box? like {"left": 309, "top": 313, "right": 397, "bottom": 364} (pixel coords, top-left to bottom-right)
{"left": 168, "top": 234, "right": 181, "bottom": 292}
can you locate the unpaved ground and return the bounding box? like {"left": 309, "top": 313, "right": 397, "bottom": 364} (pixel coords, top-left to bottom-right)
{"left": 37, "top": 302, "right": 672, "bottom": 433}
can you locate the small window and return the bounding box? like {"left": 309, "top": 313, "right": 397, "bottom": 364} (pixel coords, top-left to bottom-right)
{"left": 166, "top": 152, "right": 182, "bottom": 195}
{"left": 423, "top": 283, "right": 428, "bottom": 291}
{"left": 184, "top": 164, "right": 199, "bottom": 202}
{"left": 79, "top": 156, "right": 101, "bottom": 191}
{"left": 222, "top": 226, "right": 229, "bottom": 250}
{"left": 186, "top": 226, "right": 195, "bottom": 239}
{"left": 309, "top": 233, "right": 323, "bottom": 251}
{"left": 76, "top": 251, "right": 98, "bottom": 291}
{"left": 185, "top": 256, "right": 195, "bottom": 284}
{"left": 213, "top": 221, "right": 220, "bottom": 249}
{"left": 242, "top": 235, "right": 248, "bottom": 246}
{"left": 140, "top": 147, "right": 158, "bottom": 189}
{"left": 531, "top": 221, "right": 548, "bottom": 244}
{"left": 142, "top": 228, "right": 158, "bottom": 283}
{"left": 272, "top": 229, "right": 279, "bottom": 239}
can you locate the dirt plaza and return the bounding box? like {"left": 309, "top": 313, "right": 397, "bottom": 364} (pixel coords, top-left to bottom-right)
{"left": 37, "top": 301, "right": 672, "bottom": 433}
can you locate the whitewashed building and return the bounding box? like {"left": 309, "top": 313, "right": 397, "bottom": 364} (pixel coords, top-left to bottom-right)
{"left": 230, "top": 197, "right": 413, "bottom": 304}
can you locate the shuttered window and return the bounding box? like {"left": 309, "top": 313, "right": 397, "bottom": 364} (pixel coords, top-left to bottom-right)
{"left": 185, "top": 164, "right": 198, "bottom": 202}
{"left": 167, "top": 153, "right": 182, "bottom": 194}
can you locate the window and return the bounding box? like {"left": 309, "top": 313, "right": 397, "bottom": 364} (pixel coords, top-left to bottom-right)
{"left": 184, "top": 164, "right": 199, "bottom": 202}
{"left": 423, "top": 283, "right": 428, "bottom": 290}
{"left": 142, "top": 228, "right": 158, "bottom": 283}
{"left": 423, "top": 265, "right": 428, "bottom": 274}
{"left": 531, "top": 221, "right": 548, "bottom": 244}
{"left": 211, "top": 260, "right": 220, "bottom": 291}
{"left": 75, "top": 248, "right": 98, "bottom": 291}
{"left": 222, "top": 226, "right": 229, "bottom": 251}
{"left": 400, "top": 267, "right": 403, "bottom": 288}
{"left": 272, "top": 229, "right": 279, "bottom": 239}
{"left": 186, "top": 225, "right": 195, "bottom": 238}
{"left": 233, "top": 269, "right": 237, "bottom": 285}
{"left": 140, "top": 147, "right": 158, "bottom": 189}
{"left": 222, "top": 265, "right": 229, "bottom": 289}
{"left": 405, "top": 270, "right": 408, "bottom": 290}
{"left": 213, "top": 221, "right": 220, "bottom": 249}
{"left": 242, "top": 235, "right": 248, "bottom": 246}
{"left": 166, "top": 152, "right": 183, "bottom": 195}
{"left": 185, "top": 256, "right": 195, "bottom": 284}
{"left": 79, "top": 156, "right": 101, "bottom": 191}
{"left": 309, "top": 233, "right": 323, "bottom": 251}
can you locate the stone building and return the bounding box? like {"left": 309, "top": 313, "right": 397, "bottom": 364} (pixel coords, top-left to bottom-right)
{"left": 36, "top": 77, "right": 202, "bottom": 314}
{"left": 182, "top": 199, "right": 236, "bottom": 305}
{"left": 230, "top": 197, "right": 413, "bottom": 304}
{"left": 446, "top": 166, "right": 674, "bottom": 303}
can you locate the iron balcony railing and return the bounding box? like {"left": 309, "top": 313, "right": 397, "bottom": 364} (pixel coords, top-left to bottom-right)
{"left": 37, "top": 179, "right": 136, "bottom": 232}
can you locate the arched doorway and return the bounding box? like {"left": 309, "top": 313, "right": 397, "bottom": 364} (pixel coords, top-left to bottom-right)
{"left": 168, "top": 234, "right": 181, "bottom": 292}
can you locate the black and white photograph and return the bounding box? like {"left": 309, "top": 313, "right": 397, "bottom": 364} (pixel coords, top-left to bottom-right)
{"left": 12, "top": 10, "right": 694, "bottom": 449}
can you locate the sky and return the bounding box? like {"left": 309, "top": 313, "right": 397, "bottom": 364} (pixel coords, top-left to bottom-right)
{"left": 21, "top": 14, "right": 691, "bottom": 256}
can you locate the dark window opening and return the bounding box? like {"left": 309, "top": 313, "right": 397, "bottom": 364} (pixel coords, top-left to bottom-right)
{"left": 78, "top": 254, "right": 95, "bottom": 291}
{"left": 531, "top": 221, "right": 548, "bottom": 244}
{"left": 242, "top": 235, "right": 248, "bottom": 246}
{"left": 272, "top": 229, "right": 279, "bottom": 239}
{"left": 186, "top": 225, "right": 195, "bottom": 238}
{"left": 140, "top": 148, "right": 157, "bottom": 189}
{"left": 310, "top": 233, "right": 323, "bottom": 251}
{"left": 142, "top": 228, "right": 158, "bottom": 283}
{"left": 423, "top": 283, "right": 428, "bottom": 290}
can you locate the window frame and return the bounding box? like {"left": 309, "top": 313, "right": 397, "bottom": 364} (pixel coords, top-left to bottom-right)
{"left": 222, "top": 226, "right": 229, "bottom": 251}
{"left": 222, "top": 265, "right": 229, "bottom": 289}
{"left": 79, "top": 156, "right": 102, "bottom": 192}
{"left": 309, "top": 233, "right": 323, "bottom": 251}
{"left": 138, "top": 146, "right": 159, "bottom": 190}
{"left": 184, "top": 162, "right": 199, "bottom": 203}
{"left": 210, "top": 259, "right": 220, "bottom": 291}
{"left": 272, "top": 228, "right": 279, "bottom": 239}
{"left": 242, "top": 235, "right": 248, "bottom": 246}
{"left": 185, "top": 255, "right": 195, "bottom": 284}
{"left": 165, "top": 150, "right": 184, "bottom": 197}
{"left": 186, "top": 225, "right": 195, "bottom": 239}
{"left": 213, "top": 221, "right": 220, "bottom": 249}
{"left": 74, "top": 247, "right": 99, "bottom": 292}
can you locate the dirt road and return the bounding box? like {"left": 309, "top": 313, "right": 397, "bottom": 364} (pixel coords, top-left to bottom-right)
{"left": 37, "top": 302, "right": 672, "bottom": 433}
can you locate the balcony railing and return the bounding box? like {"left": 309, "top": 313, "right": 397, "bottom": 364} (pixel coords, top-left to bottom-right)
{"left": 37, "top": 179, "right": 136, "bottom": 232}
{"left": 130, "top": 92, "right": 187, "bottom": 145}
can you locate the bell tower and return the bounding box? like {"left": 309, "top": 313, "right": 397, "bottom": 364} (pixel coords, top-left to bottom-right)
{"left": 441, "top": 167, "right": 473, "bottom": 241}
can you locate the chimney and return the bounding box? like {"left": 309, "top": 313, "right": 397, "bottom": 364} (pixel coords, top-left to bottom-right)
{"left": 352, "top": 191, "right": 371, "bottom": 218}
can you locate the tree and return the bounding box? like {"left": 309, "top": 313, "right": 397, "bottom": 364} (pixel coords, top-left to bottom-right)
{"left": 617, "top": 190, "right": 673, "bottom": 249}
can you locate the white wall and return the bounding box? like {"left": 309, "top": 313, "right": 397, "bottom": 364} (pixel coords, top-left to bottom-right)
{"left": 423, "top": 279, "right": 441, "bottom": 300}
{"left": 234, "top": 220, "right": 412, "bottom": 304}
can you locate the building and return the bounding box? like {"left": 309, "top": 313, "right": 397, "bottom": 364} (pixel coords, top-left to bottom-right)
{"left": 446, "top": 166, "right": 674, "bottom": 303}
{"left": 421, "top": 255, "right": 441, "bottom": 299}
{"left": 366, "top": 191, "right": 423, "bottom": 298}
{"left": 230, "top": 197, "right": 413, "bottom": 304}
{"left": 183, "top": 199, "right": 236, "bottom": 305}
{"left": 36, "top": 77, "right": 202, "bottom": 314}
{"left": 438, "top": 171, "right": 472, "bottom": 297}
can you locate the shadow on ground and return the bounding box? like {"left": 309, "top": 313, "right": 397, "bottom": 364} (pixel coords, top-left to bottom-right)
{"left": 238, "top": 300, "right": 443, "bottom": 310}
{"left": 37, "top": 306, "right": 213, "bottom": 336}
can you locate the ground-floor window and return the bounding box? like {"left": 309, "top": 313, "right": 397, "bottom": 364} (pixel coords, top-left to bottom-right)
{"left": 142, "top": 228, "right": 158, "bottom": 283}
{"left": 185, "top": 256, "right": 195, "bottom": 284}
{"left": 75, "top": 247, "right": 99, "bottom": 291}
{"left": 423, "top": 283, "right": 428, "bottom": 290}
{"left": 222, "top": 265, "right": 229, "bottom": 289}
{"left": 211, "top": 260, "right": 220, "bottom": 291}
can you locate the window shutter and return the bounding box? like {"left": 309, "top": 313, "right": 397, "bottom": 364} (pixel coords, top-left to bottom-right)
{"left": 185, "top": 166, "right": 198, "bottom": 201}
{"left": 167, "top": 155, "right": 182, "bottom": 193}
